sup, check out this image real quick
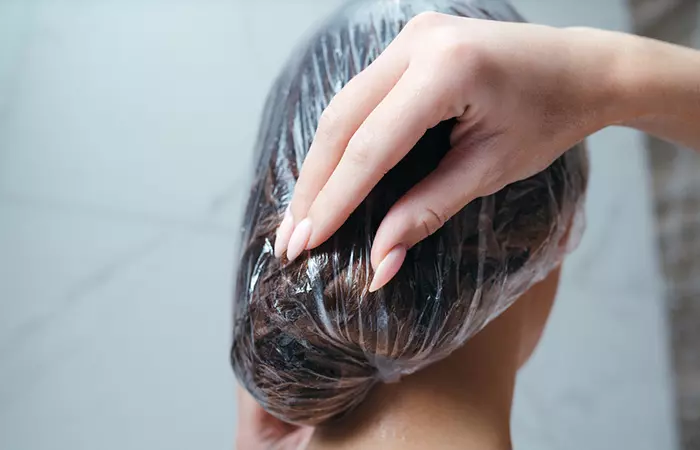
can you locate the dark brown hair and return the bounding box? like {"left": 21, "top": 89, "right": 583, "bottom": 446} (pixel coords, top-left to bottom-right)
{"left": 231, "top": 0, "right": 588, "bottom": 426}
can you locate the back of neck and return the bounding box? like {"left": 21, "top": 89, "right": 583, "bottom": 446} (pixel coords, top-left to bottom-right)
{"left": 307, "top": 300, "right": 525, "bottom": 450}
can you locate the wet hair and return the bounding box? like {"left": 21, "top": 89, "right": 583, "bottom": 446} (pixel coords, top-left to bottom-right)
{"left": 231, "top": 0, "right": 588, "bottom": 426}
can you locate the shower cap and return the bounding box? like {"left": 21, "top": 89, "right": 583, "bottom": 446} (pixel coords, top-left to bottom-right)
{"left": 231, "top": 0, "right": 588, "bottom": 426}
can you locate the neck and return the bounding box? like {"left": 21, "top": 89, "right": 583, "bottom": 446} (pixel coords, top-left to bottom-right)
{"left": 307, "top": 300, "right": 526, "bottom": 450}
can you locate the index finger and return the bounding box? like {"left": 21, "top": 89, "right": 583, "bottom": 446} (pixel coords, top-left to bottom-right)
{"left": 275, "top": 40, "right": 409, "bottom": 259}
{"left": 289, "top": 38, "right": 409, "bottom": 223}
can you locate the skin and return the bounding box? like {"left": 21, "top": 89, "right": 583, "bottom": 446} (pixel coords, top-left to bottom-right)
{"left": 273, "top": 14, "right": 700, "bottom": 291}
{"left": 235, "top": 388, "right": 313, "bottom": 450}
{"left": 237, "top": 268, "right": 562, "bottom": 450}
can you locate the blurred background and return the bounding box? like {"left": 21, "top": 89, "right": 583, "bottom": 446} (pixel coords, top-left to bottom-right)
{"left": 0, "top": 0, "right": 698, "bottom": 449}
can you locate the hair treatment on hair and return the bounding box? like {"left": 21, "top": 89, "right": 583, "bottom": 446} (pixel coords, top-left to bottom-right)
{"left": 231, "top": 0, "right": 588, "bottom": 426}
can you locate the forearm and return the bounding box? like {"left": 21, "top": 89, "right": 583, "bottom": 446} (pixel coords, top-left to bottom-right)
{"left": 605, "top": 30, "right": 700, "bottom": 149}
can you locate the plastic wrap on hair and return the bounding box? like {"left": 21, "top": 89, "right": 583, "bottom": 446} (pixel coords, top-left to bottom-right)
{"left": 231, "top": 0, "right": 588, "bottom": 426}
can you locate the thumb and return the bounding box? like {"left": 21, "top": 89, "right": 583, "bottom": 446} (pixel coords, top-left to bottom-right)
{"left": 368, "top": 148, "right": 492, "bottom": 292}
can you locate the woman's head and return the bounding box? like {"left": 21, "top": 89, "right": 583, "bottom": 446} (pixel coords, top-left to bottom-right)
{"left": 232, "top": 0, "right": 588, "bottom": 426}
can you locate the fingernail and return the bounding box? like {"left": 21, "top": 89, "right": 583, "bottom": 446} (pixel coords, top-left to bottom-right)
{"left": 369, "top": 245, "right": 407, "bottom": 292}
{"left": 274, "top": 208, "right": 294, "bottom": 258}
{"left": 286, "top": 218, "right": 312, "bottom": 262}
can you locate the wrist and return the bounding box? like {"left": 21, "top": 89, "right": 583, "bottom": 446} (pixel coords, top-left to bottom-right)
{"left": 563, "top": 27, "right": 649, "bottom": 128}
{"left": 588, "top": 29, "right": 700, "bottom": 126}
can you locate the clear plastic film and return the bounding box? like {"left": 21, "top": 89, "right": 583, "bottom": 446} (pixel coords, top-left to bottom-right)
{"left": 231, "top": 0, "right": 588, "bottom": 426}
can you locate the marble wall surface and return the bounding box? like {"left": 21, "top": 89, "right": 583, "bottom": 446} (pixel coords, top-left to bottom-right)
{"left": 0, "top": 0, "right": 679, "bottom": 449}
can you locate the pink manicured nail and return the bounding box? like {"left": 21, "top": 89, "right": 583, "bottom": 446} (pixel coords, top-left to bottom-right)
{"left": 274, "top": 208, "right": 294, "bottom": 258}
{"left": 286, "top": 218, "right": 312, "bottom": 262}
{"left": 369, "top": 246, "right": 407, "bottom": 292}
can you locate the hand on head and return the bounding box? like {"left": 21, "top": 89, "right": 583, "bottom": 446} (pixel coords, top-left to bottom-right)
{"left": 274, "top": 13, "right": 622, "bottom": 290}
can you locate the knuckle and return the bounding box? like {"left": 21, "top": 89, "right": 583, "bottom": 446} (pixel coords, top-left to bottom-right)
{"left": 406, "top": 11, "right": 445, "bottom": 33}
{"left": 345, "top": 144, "right": 373, "bottom": 170}
{"left": 416, "top": 206, "right": 448, "bottom": 238}
{"left": 432, "top": 27, "right": 463, "bottom": 55}
{"left": 431, "top": 34, "right": 487, "bottom": 82}
{"left": 316, "top": 103, "right": 340, "bottom": 140}
{"left": 345, "top": 128, "right": 378, "bottom": 169}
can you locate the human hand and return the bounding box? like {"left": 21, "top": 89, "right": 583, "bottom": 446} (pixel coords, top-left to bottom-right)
{"left": 274, "top": 13, "right": 627, "bottom": 290}
{"left": 236, "top": 387, "right": 313, "bottom": 450}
